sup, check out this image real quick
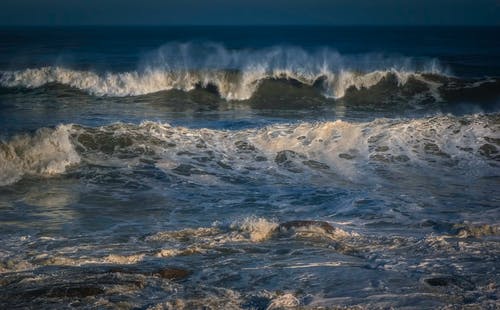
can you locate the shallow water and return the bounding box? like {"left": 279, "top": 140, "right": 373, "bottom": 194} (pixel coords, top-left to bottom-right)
{"left": 0, "top": 26, "right": 499, "bottom": 309}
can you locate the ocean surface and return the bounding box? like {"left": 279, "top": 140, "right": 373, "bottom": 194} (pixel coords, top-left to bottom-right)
{"left": 0, "top": 26, "right": 499, "bottom": 309}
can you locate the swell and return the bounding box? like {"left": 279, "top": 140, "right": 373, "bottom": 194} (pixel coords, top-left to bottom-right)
{"left": 0, "top": 43, "right": 448, "bottom": 100}
{"left": 1, "top": 114, "right": 498, "bottom": 187}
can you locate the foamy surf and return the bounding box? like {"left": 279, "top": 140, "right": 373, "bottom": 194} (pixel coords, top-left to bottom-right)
{"left": 1, "top": 26, "right": 500, "bottom": 310}
{"left": 0, "top": 114, "right": 498, "bottom": 186}
{"left": 0, "top": 217, "right": 356, "bottom": 273}
{"left": 0, "top": 125, "right": 80, "bottom": 186}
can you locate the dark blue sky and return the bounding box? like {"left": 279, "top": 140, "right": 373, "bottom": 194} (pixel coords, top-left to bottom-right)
{"left": 1, "top": 0, "right": 499, "bottom": 26}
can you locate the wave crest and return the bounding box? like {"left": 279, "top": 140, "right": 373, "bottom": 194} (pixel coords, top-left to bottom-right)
{"left": 0, "top": 43, "right": 444, "bottom": 100}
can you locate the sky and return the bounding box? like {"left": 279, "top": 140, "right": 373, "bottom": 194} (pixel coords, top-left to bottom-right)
{"left": 1, "top": 0, "right": 499, "bottom": 26}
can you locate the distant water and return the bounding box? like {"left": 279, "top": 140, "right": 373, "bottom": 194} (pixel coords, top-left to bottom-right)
{"left": 0, "top": 26, "right": 499, "bottom": 309}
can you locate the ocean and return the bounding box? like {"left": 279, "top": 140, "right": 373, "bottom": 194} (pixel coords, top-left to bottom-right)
{"left": 0, "top": 26, "right": 499, "bottom": 308}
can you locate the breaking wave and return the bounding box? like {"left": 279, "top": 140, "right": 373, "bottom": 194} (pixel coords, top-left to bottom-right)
{"left": 0, "top": 125, "right": 80, "bottom": 186}
{"left": 1, "top": 113, "right": 498, "bottom": 187}
{"left": 0, "top": 43, "right": 447, "bottom": 100}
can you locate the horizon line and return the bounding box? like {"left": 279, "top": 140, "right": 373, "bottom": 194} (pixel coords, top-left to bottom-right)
{"left": 1, "top": 24, "right": 499, "bottom": 27}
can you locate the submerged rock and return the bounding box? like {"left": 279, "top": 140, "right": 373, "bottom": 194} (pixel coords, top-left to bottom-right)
{"left": 276, "top": 220, "right": 337, "bottom": 234}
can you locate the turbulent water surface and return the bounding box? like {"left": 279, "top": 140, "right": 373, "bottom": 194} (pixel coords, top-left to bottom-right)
{"left": 0, "top": 26, "right": 499, "bottom": 309}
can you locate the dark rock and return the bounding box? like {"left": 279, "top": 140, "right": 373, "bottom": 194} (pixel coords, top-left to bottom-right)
{"left": 277, "top": 220, "right": 337, "bottom": 234}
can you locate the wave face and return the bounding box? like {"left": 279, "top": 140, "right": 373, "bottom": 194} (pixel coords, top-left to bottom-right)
{"left": 0, "top": 43, "right": 446, "bottom": 100}
{"left": 1, "top": 114, "right": 498, "bottom": 187}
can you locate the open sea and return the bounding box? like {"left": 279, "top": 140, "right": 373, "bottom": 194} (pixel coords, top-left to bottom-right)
{"left": 0, "top": 26, "right": 499, "bottom": 309}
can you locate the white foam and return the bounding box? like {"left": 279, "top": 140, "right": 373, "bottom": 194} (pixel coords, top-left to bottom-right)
{"left": 232, "top": 217, "right": 279, "bottom": 242}
{"left": 79, "top": 114, "right": 498, "bottom": 185}
{"left": 267, "top": 293, "right": 300, "bottom": 309}
{"left": 3, "top": 113, "right": 495, "bottom": 186}
{"left": 104, "top": 254, "right": 145, "bottom": 264}
{"left": 0, "top": 125, "right": 80, "bottom": 186}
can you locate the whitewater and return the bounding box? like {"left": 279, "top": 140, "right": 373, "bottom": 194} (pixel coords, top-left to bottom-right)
{"left": 1, "top": 27, "right": 499, "bottom": 309}
{"left": 1, "top": 114, "right": 498, "bottom": 187}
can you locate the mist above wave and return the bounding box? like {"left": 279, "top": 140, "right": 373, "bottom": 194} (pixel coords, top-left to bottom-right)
{"left": 0, "top": 43, "right": 445, "bottom": 100}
